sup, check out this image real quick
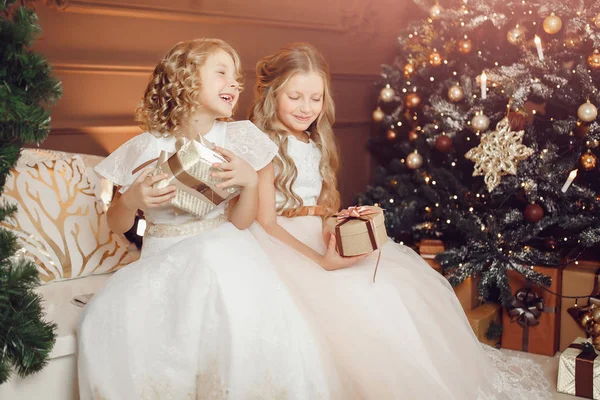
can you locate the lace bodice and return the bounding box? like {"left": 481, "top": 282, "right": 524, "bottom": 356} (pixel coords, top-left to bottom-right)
{"left": 95, "top": 120, "right": 278, "bottom": 225}
{"left": 275, "top": 136, "right": 323, "bottom": 210}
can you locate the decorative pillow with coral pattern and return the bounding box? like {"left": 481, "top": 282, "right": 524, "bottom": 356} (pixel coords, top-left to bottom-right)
{"left": 1, "top": 155, "right": 139, "bottom": 283}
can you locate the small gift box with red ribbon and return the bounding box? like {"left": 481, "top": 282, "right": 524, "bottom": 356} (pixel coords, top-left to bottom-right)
{"left": 326, "top": 206, "right": 388, "bottom": 257}
{"left": 557, "top": 338, "right": 600, "bottom": 399}
{"left": 418, "top": 239, "right": 444, "bottom": 273}
{"left": 152, "top": 137, "right": 240, "bottom": 218}
{"left": 501, "top": 267, "right": 562, "bottom": 356}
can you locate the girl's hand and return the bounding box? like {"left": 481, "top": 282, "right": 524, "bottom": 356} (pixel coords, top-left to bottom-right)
{"left": 211, "top": 147, "right": 258, "bottom": 189}
{"left": 122, "top": 168, "right": 176, "bottom": 212}
{"left": 319, "top": 235, "right": 371, "bottom": 271}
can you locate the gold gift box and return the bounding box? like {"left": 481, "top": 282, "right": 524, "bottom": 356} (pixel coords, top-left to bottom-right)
{"left": 465, "top": 303, "right": 502, "bottom": 347}
{"left": 326, "top": 206, "right": 388, "bottom": 256}
{"left": 154, "top": 139, "right": 239, "bottom": 218}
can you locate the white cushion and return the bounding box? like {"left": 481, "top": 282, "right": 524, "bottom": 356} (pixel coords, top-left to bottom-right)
{"left": 37, "top": 273, "right": 113, "bottom": 359}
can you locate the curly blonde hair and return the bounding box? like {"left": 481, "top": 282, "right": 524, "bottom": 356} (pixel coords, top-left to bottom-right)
{"left": 135, "top": 38, "right": 243, "bottom": 136}
{"left": 249, "top": 43, "right": 340, "bottom": 218}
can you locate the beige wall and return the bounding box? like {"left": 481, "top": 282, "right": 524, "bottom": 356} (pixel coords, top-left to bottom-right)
{"left": 36, "top": 0, "right": 418, "bottom": 205}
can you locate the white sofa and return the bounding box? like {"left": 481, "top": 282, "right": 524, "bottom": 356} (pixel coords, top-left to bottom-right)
{"left": 0, "top": 274, "right": 112, "bottom": 400}
{"left": 0, "top": 149, "right": 137, "bottom": 400}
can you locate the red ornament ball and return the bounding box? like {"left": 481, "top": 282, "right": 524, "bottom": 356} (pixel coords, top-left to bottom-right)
{"left": 524, "top": 203, "right": 544, "bottom": 223}
{"left": 387, "top": 129, "right": 397, "bottom": 140}
{"left": 435, "top": 135, "right": 453, "bottom": 152}
{"left": 408, "top": 130, "right": 419, "bottom": 141}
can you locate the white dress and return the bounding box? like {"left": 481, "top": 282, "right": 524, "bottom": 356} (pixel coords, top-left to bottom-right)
{"left": 77, "top": 122, "right": 342, "bottom": 400}
{"left": 249, "top": 135, "right": 553, "bottom": 400}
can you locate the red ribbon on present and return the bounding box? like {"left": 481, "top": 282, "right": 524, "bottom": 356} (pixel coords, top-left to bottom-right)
{"left": 568, "top": 342, "right": 597, "bottom": 398}
{"left": 334, "top": 206, "right": 383, "bottom": 283}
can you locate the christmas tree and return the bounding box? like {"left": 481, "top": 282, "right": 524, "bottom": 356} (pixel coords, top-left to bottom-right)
{"left": 0, "top": 0, "right": 61, "bottom": 383}
{"left": 358, "top": 0, "right": 600, "bottom": 305}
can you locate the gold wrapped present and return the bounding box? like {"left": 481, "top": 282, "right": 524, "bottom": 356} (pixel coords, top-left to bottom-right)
{"left": 326, "top": 206, "right": 388, "bottom": 282}
{"left": 465, "top": 303, "right": 502, "bottom": 347}
{"left": 418, "top": 239, "right": 444, "bottom": 273}
{"left": 326, "top": 206, "right": 388, "bottom": 257}
{"left": 154, "top": 138, "right": 239, "bottom": 217}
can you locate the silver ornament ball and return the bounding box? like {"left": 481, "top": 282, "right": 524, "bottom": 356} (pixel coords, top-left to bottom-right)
{"left": 578, "top": 102, "right": 598, "bottom": 122}
{"left": 507, "top": 27, "right": 525, "bottom": 45}
{"left": 380, "top": 86, "right": 395, "bottom": 103}
{"left": 406, "top": 152, "right": 423, "bottom": 169}
{"left": 448, "top": 85, "right": 465, "bottom": 102}
{"left": 471, "top": 114, "right": 491, "bottom": 131}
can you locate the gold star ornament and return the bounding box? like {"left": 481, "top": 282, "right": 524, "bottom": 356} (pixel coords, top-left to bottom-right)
{"left": 465, "top": 117, "right": 534, "bottom": 192}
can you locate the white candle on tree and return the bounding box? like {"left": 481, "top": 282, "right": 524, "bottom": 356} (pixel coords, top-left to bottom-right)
{"left": 481, "top": 72, "right": 487, "bottom": 99}
{"left": 561, "top": 169, "right": 578, "bottom": 193}
{"left": 534, "top": 35, "right": 544, "bottom": 61}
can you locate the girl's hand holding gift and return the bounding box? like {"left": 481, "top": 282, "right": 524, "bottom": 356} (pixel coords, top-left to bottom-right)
{"left": 122, "top": 168, "right": 176, "bottom": 212}
{"left": 212, "top": 146, "right": 259, "bottom": 189}
{"left": 320, "top": 234, "right": 370, "bottom": 271}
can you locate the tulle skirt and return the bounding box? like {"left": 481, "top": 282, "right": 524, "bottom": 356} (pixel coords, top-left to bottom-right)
{"left": 78, "top": 222, "right": 342, "bottom": 399}
{"left": 249, "top": 216, "right": 552, "bottom": 400}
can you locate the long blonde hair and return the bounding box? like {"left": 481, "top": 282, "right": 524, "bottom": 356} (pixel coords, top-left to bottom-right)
{"left": 249, "top": 43, "right": 340, "bottom": 218}
{"left": 135, "top": 38, "right": 243, "bottom": 136}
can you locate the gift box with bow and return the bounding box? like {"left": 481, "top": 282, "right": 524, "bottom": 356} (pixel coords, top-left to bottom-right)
{"left": 557, "top": 338, "right": 600, "bottom": 399}
{"left": 326, "top": 206, "right": 388, "bottom": 257}
{"left": 501, "top": 267, "right": 562, "bottom": 356}
{"left": 153, "top": 137, "right": 240, "bottom": 218}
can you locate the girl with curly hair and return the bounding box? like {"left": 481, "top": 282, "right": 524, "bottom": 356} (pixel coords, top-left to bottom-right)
{"left": 249, "top": 43, "right": 552, "bottom": 399}
{"left": 77, "top": 39, "right": 341, "bottom": 399}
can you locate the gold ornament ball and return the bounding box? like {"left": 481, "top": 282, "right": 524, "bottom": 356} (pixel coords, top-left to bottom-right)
{"left": 592, "top": 307, "right": 600, "bottom": 323}
{"left": 588, "top": 50, "right": 600, "bottom": 69}
{"left": 588, "top": 139, "right": 600, "bottom": 148}
{"left": 593, "top": 335, "right": 600, "bottom": 351}
{"left": 595, "top": 13, "right": 600, "bottom": 29}
{"left": 406, "top": 152, "right": 423, "bottom": 169}
{"left": 429, "top": 51, "right": 443, "bottom": 67}
{"left": 380, "top": 86, "right": 395, "bottom": 103}
{"left": 404, "top": 63, "right": 415, "bottom": 78}
{"left": 372, "top": 107, "right": 385, "bottom": 122}
{"left": 594, "top": 333, "right": 600, "bottom": 344}
{"left": 578, "top": 101, "right": 598, "bottom": 122}
{"left": 543, "top": 13, "right": 563, "bottom": 35}
{"left": 387, "top": 129, "right": 397, "bottom": 140}
{"left": 408, "top": 130, "right": 419, "bottom": 141}
{"left": 471, "top": 114, "right": 490, "bottom": 131}
{"left": 429, "top": 4, "right": 442, "bottom": 19}
{"left": 581, "top": 311, "right": 595, "bottom": 327}
{"left": 448, "top": 85, "right": 465, "bottom": 102}
{"left": 507, "top": 27, "right": 525, "bottom": 45}
{"left": 592, "top": 323, "right": 600, "bottom": 336}
{"left": 581, "top": 152, "right": 598, "bottom": 170}
{"left": 406, "top": 93, "right": 422, "bottom": 109}
{"left": 457, "top": 39, "right": 472, "bottom": 54}
{"left": 564, "top": 34, "right": 583, "bottom": 49}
